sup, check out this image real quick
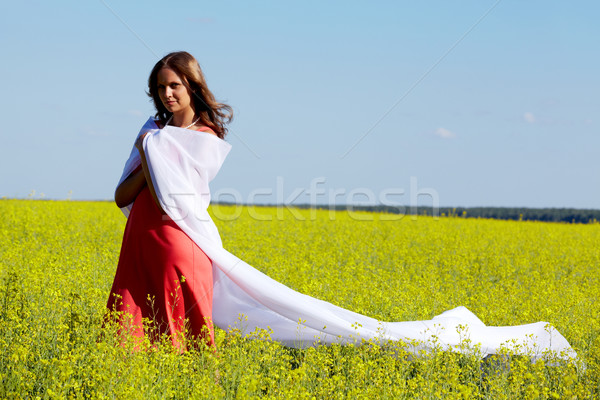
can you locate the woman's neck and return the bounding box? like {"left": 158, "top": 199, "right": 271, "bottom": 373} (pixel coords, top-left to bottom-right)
{"left": 169, "top": 110, "right": 197, "bottom": 128}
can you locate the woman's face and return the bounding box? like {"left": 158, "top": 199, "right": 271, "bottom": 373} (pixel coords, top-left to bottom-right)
{"left": 156, "top": 67, "right": 193, "bottom": 114}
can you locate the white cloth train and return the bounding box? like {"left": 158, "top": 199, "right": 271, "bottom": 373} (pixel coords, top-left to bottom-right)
{"left": 116, "top": 118, "right": 576, "bottom": 359}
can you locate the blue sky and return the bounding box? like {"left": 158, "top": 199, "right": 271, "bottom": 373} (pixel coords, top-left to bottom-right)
{"left": 1, "top": 1, "right": 598, "bottom": 208}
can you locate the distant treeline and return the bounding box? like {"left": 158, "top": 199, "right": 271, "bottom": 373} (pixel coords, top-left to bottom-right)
{"left": 215, "top": 202, "right": 600, "bottom": 223}
{"left": 320, "top": 205, "right": 600, "bottom": 223}
{"left": 367, "top": 206, "right": 599, "bottom": 223}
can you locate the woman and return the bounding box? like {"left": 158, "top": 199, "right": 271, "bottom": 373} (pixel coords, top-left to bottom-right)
{"left": 107, "top": 51, "right": 232, "bottom": 349}
{"left": 108, "top": 51, "right": 575, "bottom": 360}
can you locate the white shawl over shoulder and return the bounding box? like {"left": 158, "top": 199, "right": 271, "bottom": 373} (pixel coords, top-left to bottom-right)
{"left": 117, "top": 118, "right": 576, "bottom": 359}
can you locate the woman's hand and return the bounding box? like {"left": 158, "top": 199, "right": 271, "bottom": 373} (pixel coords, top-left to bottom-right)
{"left": 135, "top": 132, "right": 149, "bottom": 151}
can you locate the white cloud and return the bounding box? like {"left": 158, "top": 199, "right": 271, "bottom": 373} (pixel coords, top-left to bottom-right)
{"left": 128, "top": 109, "right": 144, "bottom": 117}
{"left": 434, "top": 127, "right": 456, "bottom": 139}
{"left": 186, "top": 17, "right": 215, "bottom": 24}
{"left": 523, "top": 112, "right": 536, "bottom": 123}
{"left": 83, "top": 126, "right": 111, "bottom": 137}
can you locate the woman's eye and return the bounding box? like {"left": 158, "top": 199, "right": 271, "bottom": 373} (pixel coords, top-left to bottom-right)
{"left": 171, "top": 83, "right": 180, "bottom": 89}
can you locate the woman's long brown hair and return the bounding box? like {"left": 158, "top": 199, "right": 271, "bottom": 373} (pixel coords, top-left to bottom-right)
{"left": 147, "top": 51, "right": 233, "bottom": 139}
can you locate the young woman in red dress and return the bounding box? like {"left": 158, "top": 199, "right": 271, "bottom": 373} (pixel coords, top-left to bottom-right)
{"left": 107, "top": 51, "right": 233, "bottom": 350}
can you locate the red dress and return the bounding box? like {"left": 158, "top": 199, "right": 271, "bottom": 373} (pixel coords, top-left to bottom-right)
{"left": 107, "top": 184, "right": 215, "bottom": 349}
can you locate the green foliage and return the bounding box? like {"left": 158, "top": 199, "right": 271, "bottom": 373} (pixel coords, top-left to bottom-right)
{"left": 263, "top": 203, "right": 600, "bottom": 224}
{"left": 0, "top": 199, "right": 598, "bottom": 399}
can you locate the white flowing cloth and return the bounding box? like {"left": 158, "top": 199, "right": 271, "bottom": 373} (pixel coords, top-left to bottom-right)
{"left": 117, "top": 118, "right": 576, "bottom": 359}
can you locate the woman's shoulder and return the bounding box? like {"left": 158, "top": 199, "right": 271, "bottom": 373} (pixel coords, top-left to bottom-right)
{"left": 152, "top": 118, "right": 164, "bottom": 129}
{"left": 153, "top": 119, "right": 217, "bottom": 136}
{"left": 194, "top": 126, "right": 217, "bottom": 137}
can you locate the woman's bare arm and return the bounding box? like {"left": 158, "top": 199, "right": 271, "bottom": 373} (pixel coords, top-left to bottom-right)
{"left": 114, "top": 165, "right": 146, "bottom": 208}
{"left": 137, "top": 139, "right": 164, "bottom": 213}
{"left": 114, "top": 132, "right": 162, "bottom": 211}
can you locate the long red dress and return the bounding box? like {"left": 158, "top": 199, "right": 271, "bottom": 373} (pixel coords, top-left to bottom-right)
{"left": 107, "top": 175, "right": 215, "bottom": 349}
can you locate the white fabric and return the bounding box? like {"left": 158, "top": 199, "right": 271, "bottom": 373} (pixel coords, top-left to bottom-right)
{"left": 116, "top": 117, "right": 576, "bottom": 359}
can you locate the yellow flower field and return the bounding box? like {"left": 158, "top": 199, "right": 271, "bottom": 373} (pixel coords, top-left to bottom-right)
{"left": 0, "top": 199, "right": 598, "bottom": 399}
